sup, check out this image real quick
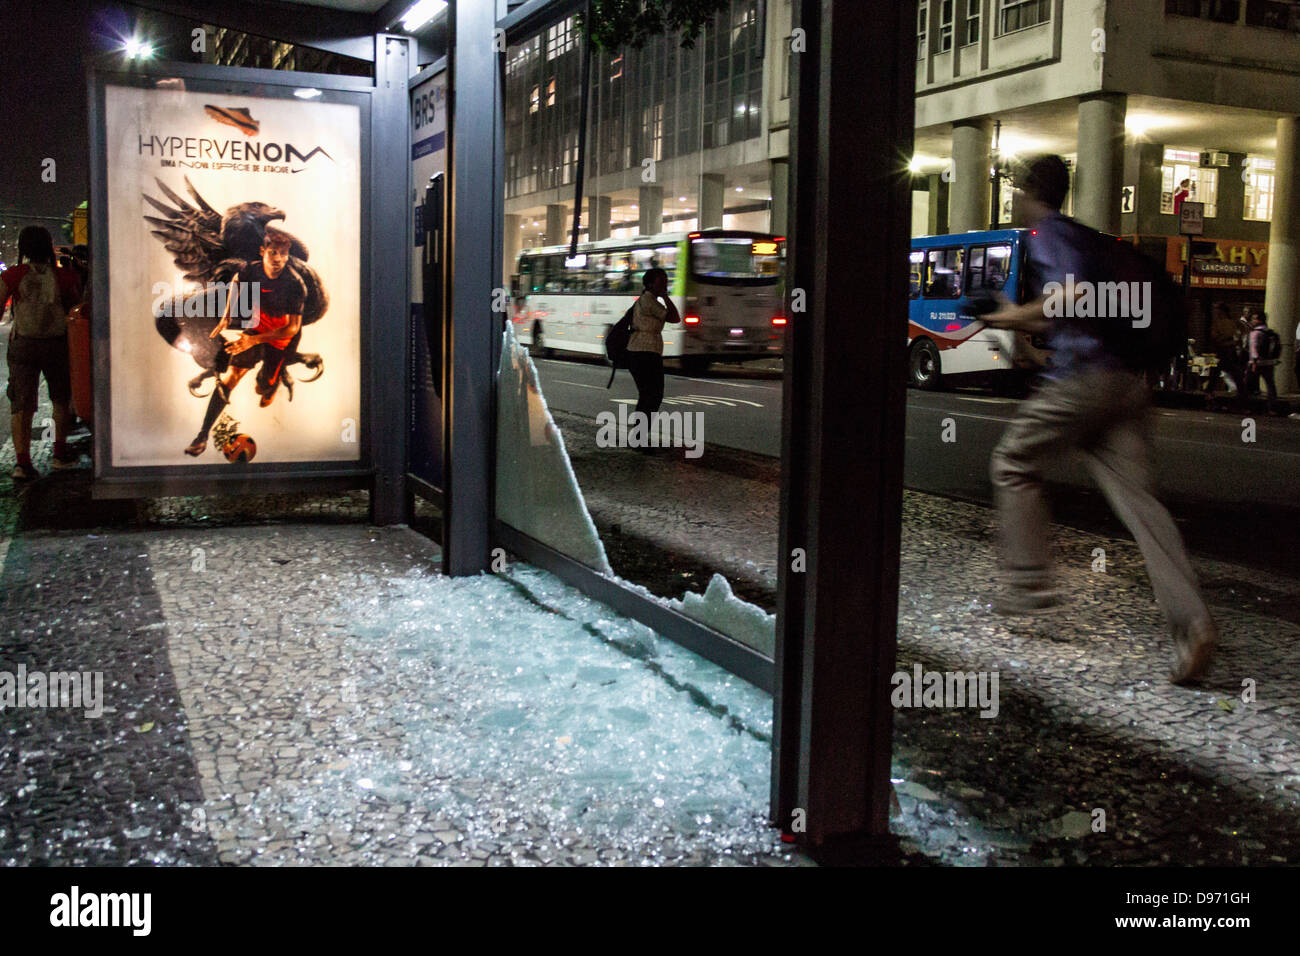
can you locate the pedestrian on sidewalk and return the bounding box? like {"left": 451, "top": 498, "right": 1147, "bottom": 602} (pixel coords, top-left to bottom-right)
{"left": 1244, "top": 310, "right": 1281, "bottom": 414}
{"left": 1206, "top": 302, "right": 1245, "bottom": 408}
{"left": 1, "top": 226, "right": 83, "bottom": 482}
{"left": 984, "top": 155, "right": 1217, "bottom": 685}
{"left": 626, "top": 267, "right": 681, "bottom": 421}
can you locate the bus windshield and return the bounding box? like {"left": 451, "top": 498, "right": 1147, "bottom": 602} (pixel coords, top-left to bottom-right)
{"left": 690, "top": 236, "right": 783, "bottom": 282}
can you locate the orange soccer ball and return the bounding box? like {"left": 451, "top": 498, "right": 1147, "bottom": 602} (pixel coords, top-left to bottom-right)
{"left": 223, "top": 433, "right": 257, "bottom": 463}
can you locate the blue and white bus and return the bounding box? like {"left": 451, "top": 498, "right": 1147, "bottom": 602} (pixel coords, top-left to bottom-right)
{"left": 908, "top": 228, "right": 1049, "bottom": 390}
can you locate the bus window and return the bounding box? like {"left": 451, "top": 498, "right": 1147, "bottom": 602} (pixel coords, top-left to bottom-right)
{"left": 967, "top": 244, "right": 1012, "bottom": 293}
{"left": 909, "top": 250, "right": 923, "bottom": 299}
{"left": 653, "top": 245, "right": 680, "bottom": 278}
{"left": 690, "top": 236, "right": 783, "bottom": 281}
{"left": 542, "top": 255, "right": 564, "bottom": 293}
{"left": 606, "top": 251, "right": 635, "bottom": 292}
{"left": 924, "top": 248, "right": 963, "bottom": 298}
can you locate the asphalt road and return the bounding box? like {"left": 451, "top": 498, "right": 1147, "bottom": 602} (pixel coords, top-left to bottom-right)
{"left": 535, "top": 356, "right": 1300, "bottom": 570}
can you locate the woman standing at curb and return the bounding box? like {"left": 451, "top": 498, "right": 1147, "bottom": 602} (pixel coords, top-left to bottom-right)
{"left": 625, "top": 266, "right": 681, "bottom": 420}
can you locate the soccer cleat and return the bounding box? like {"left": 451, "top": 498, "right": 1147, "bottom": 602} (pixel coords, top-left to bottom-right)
{"left": 10, "top": 463, "right": 39, "bottom": 482}
{"left": 50, "top": 451, "right": 81, "bottom": 471}
{"left": 184, "top": 437, "right": 207, "bottom": 457}
{"left": 204, "top": 105, "right": 259, "bottom": 136}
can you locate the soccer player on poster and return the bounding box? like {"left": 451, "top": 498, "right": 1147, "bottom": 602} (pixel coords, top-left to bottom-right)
{"left": 184, "top": 226, "right": 306, "bottom": 457}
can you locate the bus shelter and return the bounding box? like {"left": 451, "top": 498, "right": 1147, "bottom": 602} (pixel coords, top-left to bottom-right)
{"left": 91, "top": 0, "right": 916, "bottom": 862}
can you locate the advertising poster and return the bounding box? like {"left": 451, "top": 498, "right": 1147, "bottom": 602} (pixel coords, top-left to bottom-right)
{"left": 103, "top": 82, "right": 362, "bottom": 467}
{"left": 409, "top": 70, "right": 446, "bottom": 488}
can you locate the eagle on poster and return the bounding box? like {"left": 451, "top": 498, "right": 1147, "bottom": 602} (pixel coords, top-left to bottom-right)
{"left": 144, "top": 177, "right": 330, "bottom": 458}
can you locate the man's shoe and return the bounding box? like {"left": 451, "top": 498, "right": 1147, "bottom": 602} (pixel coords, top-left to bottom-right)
{"left": 1170, "top": 618, "right": 1217, "bottom": 686}
{"left": 10, "top": 463, "right": 38, "bottom": 482}
{"left": 258, "top": 382, "right": 280, "bottom": 408}
{"left": 992, "top": 588, "right": 1063, "bottom": 616}
{"left": 184, "top": 438, "right": 207, "bottom": 457}
{"left": 50, "top": 451, "right": 81, "bottom": 471}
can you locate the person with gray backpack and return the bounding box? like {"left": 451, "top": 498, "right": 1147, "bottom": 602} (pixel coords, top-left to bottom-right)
{"left": 1, "top": 226, "right": 83, "bottom": 482}
{"left": 1245, "top": 309, "right": 1281, "bottom": 413}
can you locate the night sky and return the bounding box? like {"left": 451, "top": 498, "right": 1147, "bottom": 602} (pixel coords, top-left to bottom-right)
{"left": 0, "top": 1, "right": 199, "bottom": 249}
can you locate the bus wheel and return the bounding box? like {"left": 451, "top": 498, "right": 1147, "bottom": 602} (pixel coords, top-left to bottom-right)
{"left": 908, "top": 339, "right": 943, "bottom": 390}
{"left": 680, "top": 356, "right": 711, "bottom": 376}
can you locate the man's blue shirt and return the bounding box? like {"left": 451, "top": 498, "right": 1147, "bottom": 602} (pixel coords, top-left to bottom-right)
{"left": 1024, "top": 213, "right": 1123, "bottom": 380}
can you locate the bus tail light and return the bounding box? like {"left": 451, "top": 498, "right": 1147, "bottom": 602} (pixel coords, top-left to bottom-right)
{"left": 684, "top": 315, "right": 701, "bottom": 325}
{"left": 772, "top": 316, "right": 788, "bottom": 326}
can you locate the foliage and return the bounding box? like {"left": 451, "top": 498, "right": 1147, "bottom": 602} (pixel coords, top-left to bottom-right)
{"left": 579, "top": 0, "right": 734, "bottom": 50}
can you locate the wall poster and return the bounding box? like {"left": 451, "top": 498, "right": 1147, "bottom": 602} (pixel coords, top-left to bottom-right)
{"left": 101, "top": 78, "right": 363, "bottom": 470}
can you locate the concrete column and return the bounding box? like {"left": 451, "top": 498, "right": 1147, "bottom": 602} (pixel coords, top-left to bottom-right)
{"left": 503, "top": 214, "right": 523, "bottom": 288}
{"left": 545, "top": 203, "right": 567, "bottom": 245}
{"left": 1124, "top": 141, "right": 1165, "bottom": 236}
{"left": 588, "top": 195, "right": 612, "bottom": 241}
{"left": 700, "top": 173, "right": 725, "bottom": 229}
{"left": 1265, "top": 116, "right": 1300, "bottom": 392}
{"left": 949, "top": 118, "right": 991, "bottom": 233}
{"left": 770, "top": 159, "right": 790, "bottom": 235}
{"left": 1214, "top": 151, "right": 1248, "bottom": 237}
{"left": 1075, "top": 93, "right": 1127, "bottom": 234}
{"left": 926, "top": 172, "right": 950, "bottom": 235}
{"left": 639, "top": 185, "right": 664, "bottom": 236}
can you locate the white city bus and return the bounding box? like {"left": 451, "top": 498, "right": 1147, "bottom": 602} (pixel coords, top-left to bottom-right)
{"left": 512, "top": 229, "right": 786, "bottom": 374}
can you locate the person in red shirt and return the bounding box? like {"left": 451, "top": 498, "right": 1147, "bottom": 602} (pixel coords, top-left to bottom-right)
{"left": 1172, "top": 178, "right": 1191, "bottom": 216}
{"left": 1, "top": 226, "right": 82, "bottom": 481}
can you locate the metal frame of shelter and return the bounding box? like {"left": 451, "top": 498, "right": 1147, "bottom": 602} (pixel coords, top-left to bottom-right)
{"left": 91, "top": 0, "right": 916, "bottom": 862}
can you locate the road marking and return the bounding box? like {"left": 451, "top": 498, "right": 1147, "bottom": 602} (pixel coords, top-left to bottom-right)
{"left": 552, "top": 380, "right": 608, "bottom": 390}
{"left": 666, "top": 376, "right": 781, "bottom": 391}
{"left": 611, "top": 395, "right": 765, "bottom": 408}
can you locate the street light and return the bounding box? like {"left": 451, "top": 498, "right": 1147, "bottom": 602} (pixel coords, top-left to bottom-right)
{"left": 124, "top": 36, "right": 154, "bottom": 59}
{"left": 400, "top": 0, "right": 448, "bottom": 32}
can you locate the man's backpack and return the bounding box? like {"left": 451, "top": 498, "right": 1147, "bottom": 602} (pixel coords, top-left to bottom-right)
{"left": 1068, "top": 226, "right": 1187, "bottom": 373}
{"left": 1258, "top": 326, "right": 1282, "bottom": 361}
{"left": 604, "top": 304, "right": 635, "bottom": 387}
{"left": 1110, "top": 238, "right": 1187, "bottom": 373}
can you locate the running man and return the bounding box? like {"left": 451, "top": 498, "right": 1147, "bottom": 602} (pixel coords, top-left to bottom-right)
{"left": 984, "top": 155, "right": 1217, "bottom": 685}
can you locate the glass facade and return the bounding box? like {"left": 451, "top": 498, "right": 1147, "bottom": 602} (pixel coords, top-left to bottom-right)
{"left": 505, "top": 3, "right": 766, "bottom": 203}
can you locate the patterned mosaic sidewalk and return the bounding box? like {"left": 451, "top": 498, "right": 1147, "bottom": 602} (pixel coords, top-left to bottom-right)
{"left": 1, "top": 372, "right": 1297, "bottom": 865}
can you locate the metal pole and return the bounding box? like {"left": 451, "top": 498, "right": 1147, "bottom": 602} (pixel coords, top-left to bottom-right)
{"left": 773, "top": 0, "right": 914, "bottom": 864}
{"left": 989, "top": 119, "right": 1001, "bottom": 230}
{"left": 569, "top": 1, "right": 593, "bottom": 257}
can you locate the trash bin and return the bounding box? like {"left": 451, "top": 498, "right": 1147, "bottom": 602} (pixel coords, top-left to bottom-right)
{"left": 66, "top": 301, "right": 92, "bottom": 422}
